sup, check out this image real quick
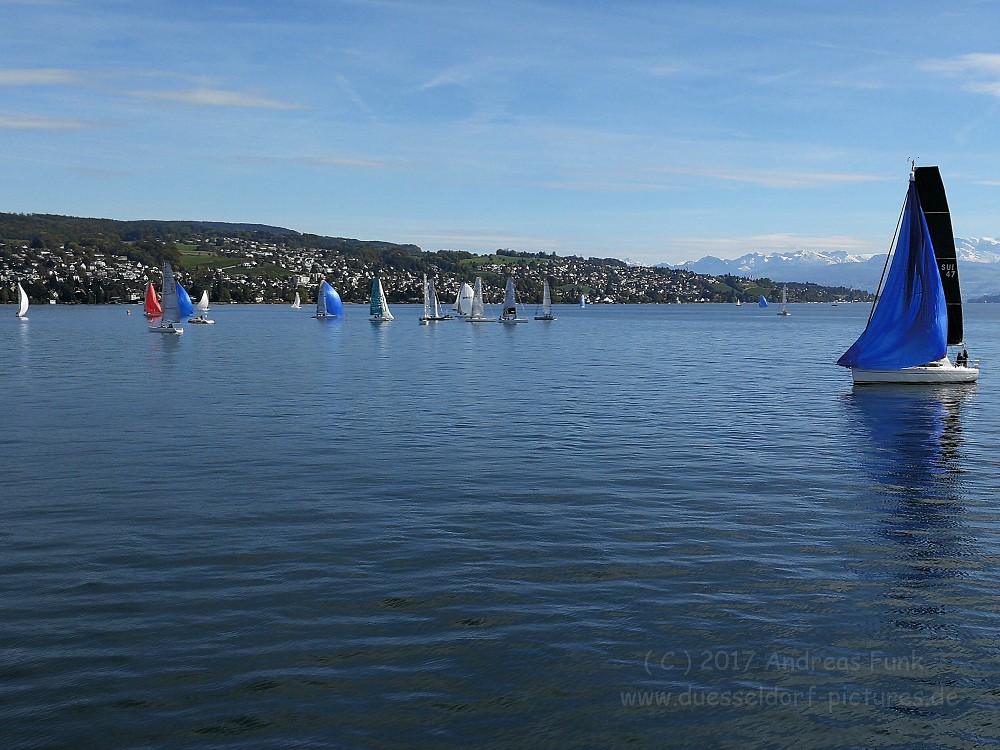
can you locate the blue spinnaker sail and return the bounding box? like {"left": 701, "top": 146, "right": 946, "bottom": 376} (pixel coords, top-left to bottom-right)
{"left": 176, "top": 282, "right": 194, "bottom": 316}
{"left": 759, "top": 296, "right": 768, "bottom": 308}
{"left": 837, "top": 179, "right": 947, "bottom": 370}
{"left": 320, "top": 280, "right": 344, "bottom": 317}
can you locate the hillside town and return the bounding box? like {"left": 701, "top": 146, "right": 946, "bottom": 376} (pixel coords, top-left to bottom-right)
{"left": 0, "top": 218, "right": 866, "bottom": 306}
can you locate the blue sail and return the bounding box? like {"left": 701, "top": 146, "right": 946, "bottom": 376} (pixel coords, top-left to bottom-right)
{"left": 176, "top": 282, "right": 194, "bottom": 317}
{"left": 320, "top": 280, "right": 344, "bottom": 317}
{"left": 758, "top": 295, "right": 768, "bottom": 308}
{"left": 837, "top": 179, "right": 947, "bottom": 370}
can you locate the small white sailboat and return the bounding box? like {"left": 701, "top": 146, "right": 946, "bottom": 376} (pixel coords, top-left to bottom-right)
{"left": 466, "top": 276, "right": 493, "bottom": 323}
{"left": 419, "top": 274, "right": 451, "bottom": 323}
{"left": 369, "top": 276, "right": 394, "bottom": 322}
{"left": 15, "top": 282, "right": 29, "bottom": 320}
{"left": 534, "top": 278, "right": 556, "bottom": 320}
{"left": 838, "top": 164, "right": 978, "bottom": 384}
{"left": 150, "top": 262, "right": 183, "bottom": 335}
{"left": 580, "top": 293, "right": 587, "bottom": 308}
{"left": 778, "top": 285, "right": 791, "bottom": 316}
{"left": 291, "top": 291, "right": 301, "bottom": 309}
{"left": 498, "top": 276, "right": 527, "bottom": 324}
{"left": 189, "top": 289, "right": 215, "bottom": 324}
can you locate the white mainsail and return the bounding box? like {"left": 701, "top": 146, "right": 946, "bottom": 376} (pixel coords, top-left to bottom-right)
{"left": 470, "top": 277, "right": 485, "bottom": 319}
{"left": 161, "top": 263, "right": 181, "bottom": 323}
{"left": 292, "top": 291, "right": 301, "bottom": 309}
{"left": 196, "top": 290, "right": 210, "bottom": 313}
{"left": 534, "top": 278, "right": 555, "bottom": 320}
{"left": 428, "top": 279, "right": 440, "bottom": 318}
{"left": 457, "top": 282, "right": 474, "bottom": 317}
{"left": 16, "top": 282, "right": 29, "bottom": 318}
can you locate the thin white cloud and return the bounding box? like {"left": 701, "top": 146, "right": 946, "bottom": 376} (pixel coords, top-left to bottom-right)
{"left": 246, "top": 155, "right": 400, "bottom": 171}
{"left": 924, "top": 53, "right": 1000, "bottom": 100}
{"left": 923, "top": 53, "right": 1000, "bottom": 77}
{"left": 126, "top": 87, "right": 305, "bottom": 110}
{"left": 529, "top": 180, "right": 679, "bottom": 193}
{"left": 0, "top": 114, "right": 88, "bottom": 129}
{"left": 0, "top": 68, "right": 81, "bottom": 85}
{"left": 655, "top": 166, "right": 885, "bottom": 189}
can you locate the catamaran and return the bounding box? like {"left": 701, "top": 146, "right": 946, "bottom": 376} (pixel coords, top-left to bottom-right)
{"left": 313, "top": 280, "right": 344, "bottom": 318}
{"left": 534, "top": 278, "right": 556, "bottom": 320}
{"left": 150, "top": 262, "right": 183, "bottom": 335}
{"left": 498, "top": 276, "right": 527, "bottom": 324}
{"left": 419, "top": 274, "right": 451, "bottom": 324}
{"left": 838, "top": 165, "right": 978, "bottom": 384}
{"left": 466, "top": 277, "right": 493, "bottom": 323}
{"left": 369, "top": 276, "right": 394, "bottom": 322}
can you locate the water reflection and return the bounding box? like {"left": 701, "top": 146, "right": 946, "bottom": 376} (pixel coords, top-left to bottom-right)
{"left": 844, "top": 385, "right": 974, "bottom": 630}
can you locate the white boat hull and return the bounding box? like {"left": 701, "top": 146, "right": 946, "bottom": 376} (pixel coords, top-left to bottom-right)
{"left": 151, "top": 324, "right": 184, "bottom": 335}
{"left": 852, "top": 363, "right": 979, "bottom": 384}
{"left": 189, "top": 317, "right": 214, "bottom": 324}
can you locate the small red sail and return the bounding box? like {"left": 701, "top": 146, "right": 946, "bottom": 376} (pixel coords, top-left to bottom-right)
{"left": 144, "top": 281, "right": 162, "bottom": 316}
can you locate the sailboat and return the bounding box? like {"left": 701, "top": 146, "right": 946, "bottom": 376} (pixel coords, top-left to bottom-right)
{"left": 418, "top": 274, "right": 451, "bottom": 323}
{"left": 466, "top": 276, "right": 493, "bottom": 323}
{"left": 580, "top": 293, "right": 587, "bottom": 308}
{"left": 15, "top": 282, "right": 29, "bottom": 320}
{"left": 291, "top": 291, "right": 301, "bottom": 309}
{"left": 150, "top": 262, "right": 183, "bottom": 335}
{"left": 189, "top": 289, "right": 215, "bottom": 324}
{"left": 778, "top": 285, "right": 791, "bottom": 316}
{"left": 143, "top": 281, "right": 162, "bottom": 317}
{"left": 369, "top": 276, "right": 394, "bottom": 322}
{"left": 313, "top": 280, "right": 344, "bottom": 318}
{"left": 838, "top": 165, "right": 978, "bottom": 384}
{"left": 454, "top": 282, "right": 474, "bottom": 318}
{"left": 758, "top": 295, "right": 768, "bottom": 308}
{"left": 534, "top": 278, "right": 556, "bottom": 320}
{"left": 498, "top": 276, "right": 527, "bottom": 324}
{"left": 735, "top": 297, "right": 742, "bottom": 306}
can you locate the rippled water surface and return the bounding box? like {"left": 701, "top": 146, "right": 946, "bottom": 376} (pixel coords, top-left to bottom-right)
{"left": 4, "top": 302, "right": 1000, "bottom": 748}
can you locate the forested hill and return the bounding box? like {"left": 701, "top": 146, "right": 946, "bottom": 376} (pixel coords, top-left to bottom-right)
{"left": 0, "top": 212, "right": 870, "bottom": 306}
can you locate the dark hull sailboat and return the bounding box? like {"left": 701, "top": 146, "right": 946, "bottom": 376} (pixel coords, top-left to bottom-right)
{"left": 838, "top": 165, "right": 978, "bottom": 384}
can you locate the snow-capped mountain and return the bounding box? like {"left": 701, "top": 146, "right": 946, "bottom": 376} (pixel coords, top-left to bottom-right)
{"left": 667, "top": 238, "right": 1000, "bottom": 298}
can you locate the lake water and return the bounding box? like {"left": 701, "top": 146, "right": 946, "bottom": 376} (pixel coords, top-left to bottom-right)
{"left": 4, "top": 301, "right": 1000, "bottom": 748}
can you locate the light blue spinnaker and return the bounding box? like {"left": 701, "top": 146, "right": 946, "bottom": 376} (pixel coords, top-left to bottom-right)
{"left": 837, "top": 177, "right": 947, "bottom": 370}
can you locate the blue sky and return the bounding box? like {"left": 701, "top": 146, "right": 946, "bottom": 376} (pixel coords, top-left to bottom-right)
{"left": 3, "top": 0, "right": 1000, "bottom": 265}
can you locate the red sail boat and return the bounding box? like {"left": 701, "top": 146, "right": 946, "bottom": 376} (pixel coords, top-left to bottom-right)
{"left": 144, "top": 281, "right": 162, "bottom": 317}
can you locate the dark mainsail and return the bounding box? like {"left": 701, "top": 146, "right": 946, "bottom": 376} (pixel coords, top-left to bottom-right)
{"left": 914, "top": 166, "right": 963, "bottom": 346}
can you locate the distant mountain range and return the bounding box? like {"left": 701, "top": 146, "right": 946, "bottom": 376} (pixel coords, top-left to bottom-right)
{"left": 667, "top": 238, "right": 1000, "bottom": 300}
